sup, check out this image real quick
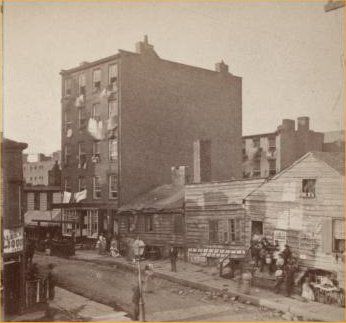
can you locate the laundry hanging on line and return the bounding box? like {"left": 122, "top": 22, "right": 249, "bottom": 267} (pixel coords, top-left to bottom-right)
{"left": 74, "top": 189, "right": 87, "bottom": 203}
{"left": 88, "top": 117, "right": 104, "bottom": 140}
{"left": 75, "top": 95, "right": 85, "bottom": 107}
{"left": 62, "top": 191, "right": 72, "bottom": 204}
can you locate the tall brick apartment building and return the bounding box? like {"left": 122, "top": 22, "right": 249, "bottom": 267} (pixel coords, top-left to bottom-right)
{"left": 58, "top": 37, "right": 242, "bottom": 239}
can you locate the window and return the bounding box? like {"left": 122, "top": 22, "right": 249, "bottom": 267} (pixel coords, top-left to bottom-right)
{"left": 333, "top": 219, "right": 345, "bottom": 253}
{"left": 64, "top": 178, "right": 71, "bottom": 192}
{"left": 108, "top": 64, "right": 117, "bottom": 85}
{"left": 109, "top": 139, "right": 118, "bottom": 162}
{"left": 78, "top": 142, "right": 87, "bottom": 168}
{"left": 93, "top": 176, "right": 101, "bottom": 199}
{"left": 92, "top": 141, "right": 101, "bottom": 163}
{"left": 93, "top": 69, "right": 101, "bottom": 92}
{"left": 64, "top": 144, "right": 71, "bottom": 165}
{"left": 64, "top": 110, "right": 72, "bottom": 133}
{"left": 126, "top": 215, "right": 135, "bottom": 233}
{"left": 34, "top": 192, "right": 40, "bottom": 210}
{"left": 145, "top": 215, "right": 154, "bottom": 232}
{"left": 209, "top": 219, "right": 242, "bottom": 244}
{"left": 64, "top": 78, "right": 72, "bottom": 96}
{"left": 108, "top": 100, "right": 118, "bottom": 118}
{"left": 79, "top": 73, "right": 86, "bottom": 95}
{"left": 228, "top": 219, "right": 241, "bottom": 242}
{"left": 91, "top": 103, "right": 101, "bottom": 121}
{"left": 78, "top": 107, "right": 87, "bottom": 129}
{"left": 269, "top": 159, "right": 276, "bottom": 176}
{"left": 253, "top": 138, "right": 260, "bottom": 148}
{"left": 268, "top": 136, "right": 276, "bottom": 148}
{"left": 109, "top": 174, "right": 117, "bottom": 199}
{"left": 209, "top": 220, "right": 218, "bottom": 243}
{"left": 301, "top": 179, "right": 316, "bottom": 198}
{"left": 78, "top": 176, "right": 86, "bottom": 191}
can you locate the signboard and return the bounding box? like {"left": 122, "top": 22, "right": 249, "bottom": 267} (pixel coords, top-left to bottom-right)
{"left": 3, "top": 227, "right": 24, "bottom": 254}
{"left": 273, "top": 230, "right": 287, "bottom": 251}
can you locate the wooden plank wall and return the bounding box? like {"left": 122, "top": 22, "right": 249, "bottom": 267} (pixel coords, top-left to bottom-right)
{"left": 245, "top": 154, "right": 345, "bottom": 284}
{"left": 118, "top": 211, "right": 186, "bottom": 247}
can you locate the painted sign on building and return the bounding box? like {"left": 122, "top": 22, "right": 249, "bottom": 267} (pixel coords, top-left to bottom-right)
{"left": 3, "top": 227, "right": 24, "bottom": 254}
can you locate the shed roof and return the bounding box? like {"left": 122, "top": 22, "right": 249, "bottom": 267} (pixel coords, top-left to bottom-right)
{"left": 118, "top": 184, "right": 185, "bottom": 213}
{"left": 24, "top": 210, "right": 61, "bottom": 227}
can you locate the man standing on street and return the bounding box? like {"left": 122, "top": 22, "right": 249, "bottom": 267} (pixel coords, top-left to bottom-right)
{"left": 169, "top": 245, "right": 178, "bottom": 272}
{"left": 132, "top": 285, "right": 140, "bottom": 321}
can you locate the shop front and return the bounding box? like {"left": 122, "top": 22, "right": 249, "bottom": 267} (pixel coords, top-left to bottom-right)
{"left": 2, "top": 226, "right": 25, "bottom": 317}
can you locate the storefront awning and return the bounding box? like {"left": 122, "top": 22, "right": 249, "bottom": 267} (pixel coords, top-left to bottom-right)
{"left": 24, "top": 210, "right": 61, "bottom": 227}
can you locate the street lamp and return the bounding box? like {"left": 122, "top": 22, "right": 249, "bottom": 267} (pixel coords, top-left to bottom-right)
{"left": 133, "top": 237, "right": 145, "bottom": 321}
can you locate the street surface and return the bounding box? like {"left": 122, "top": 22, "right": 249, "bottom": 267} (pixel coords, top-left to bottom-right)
{"left": 34, "top": 253, "right": 286, "bottom": 321}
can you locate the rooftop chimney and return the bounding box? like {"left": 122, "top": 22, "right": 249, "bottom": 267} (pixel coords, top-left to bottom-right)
{"left": 171, "top": 166, "right": 189, "bottom": 186}
{"left": 135, "top": 35, "right": 157, "bottom": 56}
{"left": 215, "top": 60, "right": 229, "bottom": 74}
{"left": 279, "top": 119, "right": 295, "bottom": 132}
{"left": 193, "top": 139, "right": 211, "bottom": 183}
{"left": 297, "top": 117, "right": 310, "bottom": 132}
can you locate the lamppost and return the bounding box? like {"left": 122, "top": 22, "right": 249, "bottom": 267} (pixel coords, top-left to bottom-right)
{"left": 133, "top": 237, "right": 145, "bottom": 321}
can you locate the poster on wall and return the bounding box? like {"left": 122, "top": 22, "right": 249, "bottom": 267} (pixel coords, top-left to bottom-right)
{"left": 273, "top": 229, "right": 287, "bottom": 251}
{"left": 3, "top": 227, "right": 24, "bottom": 254}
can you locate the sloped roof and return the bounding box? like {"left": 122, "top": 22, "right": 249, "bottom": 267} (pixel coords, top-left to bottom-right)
{"left": 25, "top": 210, "right": 61, "bottom": 227}
{"left": 118, "top": 184, "right": 185, "bottom": 213}
{"left": 185, "top": 178, "right": 266, "bottom": 208}
{"left": 311, "top": 151, "right": 345, "bottom": 175}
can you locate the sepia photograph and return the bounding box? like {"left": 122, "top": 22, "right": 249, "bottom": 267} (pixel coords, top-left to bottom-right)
{"left": 1, "top": 0, "right": 345, "bottom": 322}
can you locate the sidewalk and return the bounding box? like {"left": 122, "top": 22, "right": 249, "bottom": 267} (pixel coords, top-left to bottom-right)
{"left": 72, "top": 250, "right": 345, "bottom": 322}
{"left": 7, "top": 287, "right": 131, "bottom": 322}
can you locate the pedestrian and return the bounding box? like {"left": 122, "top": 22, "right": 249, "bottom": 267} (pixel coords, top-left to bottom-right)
{"left": 301, "top": 277, "right": 315, "bottom": 301}
{"left": 285, "top": 262, "right": 296, "bottom": 297}
{"left": 274, "top": 267, "right": 285, "bottom": 294}
{"left": 169, "top": 245, "right": 178, "bottom": 272}
{"left": 110, "top": 237, "right": 119, "bottom": 257}
{"left": 143, "top": 265, "right": 154, "bottom": 293}
{"left": 281, "top": 244, "right": 292, "bottom": 265}
{"left": 25, "top": 239, "right": 36, "bottom": 268}
{"left": 47, "top": 263, "right": 57, "bottom": 300}
{"left": 132, "top": 285, "right": 140, "bottom": 321}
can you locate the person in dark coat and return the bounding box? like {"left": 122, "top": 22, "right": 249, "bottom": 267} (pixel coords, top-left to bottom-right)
{"left": 281, "top": 245, "right": 292, "bottom": 265}
{"left": 47, "top": 263, "right": 57, "bottom": 300}
{"left": 25, "top": 239, "right": 36, "bottom": 268}
{"left": 285, "top": 259, "right": 297, "bottom": 297}
{"left": 169, "top": 245, "right": 178, "bottom": 272}
{"left": 132, "top": 285, "right": 140, "bottom": 321}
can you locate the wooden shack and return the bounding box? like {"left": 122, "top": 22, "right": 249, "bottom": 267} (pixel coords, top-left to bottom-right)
{"left": 184, "top": 178, "right": 265, "bottom": 265}
{"left": 245, "top": 151, "right": 345, "bottom": 286}
{"left": 117, "top": 183, "right": 186, "bottom": 258}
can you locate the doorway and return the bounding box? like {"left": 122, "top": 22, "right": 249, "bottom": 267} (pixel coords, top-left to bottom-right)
{"left": 251, "top": 221, "right": 263, "bottom": 235}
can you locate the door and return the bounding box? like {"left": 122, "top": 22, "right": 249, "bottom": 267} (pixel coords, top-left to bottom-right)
{"left": 251, "top": 221, "right": 263, "bottom": 235}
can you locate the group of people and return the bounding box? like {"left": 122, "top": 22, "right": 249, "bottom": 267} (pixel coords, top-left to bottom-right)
{"left": 250, "top": 235, "right": 298, "bottom": 296}
{"left": 96, "top": 233, "right": 120, "bottom": 257}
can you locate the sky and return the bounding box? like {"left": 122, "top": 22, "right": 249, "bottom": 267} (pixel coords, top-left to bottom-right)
{"left": 3, "top": 1, "right": 344, "bottom": 155}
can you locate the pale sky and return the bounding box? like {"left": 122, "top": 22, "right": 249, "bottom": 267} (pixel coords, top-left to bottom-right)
{"left": 3, "top": 1, "right": 344, "bottom": 155}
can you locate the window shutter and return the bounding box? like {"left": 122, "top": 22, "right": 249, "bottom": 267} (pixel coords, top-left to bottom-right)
{"left": 321, "top": 218, "right": 333, "bottom": 254}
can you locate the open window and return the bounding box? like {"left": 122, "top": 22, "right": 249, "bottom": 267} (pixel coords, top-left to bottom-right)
{"left": 333, "top": 219, "right": 345, "bottom": 253}
{"left": 93, "top": 69, "right": 101, "bottom": 92}
{"left": 301, "top": 179, "right": 316, "bottom": 198}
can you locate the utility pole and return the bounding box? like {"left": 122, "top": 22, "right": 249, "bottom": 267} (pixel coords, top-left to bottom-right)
{"left": 324, "top": 0, "right": 345, "bottom": 12}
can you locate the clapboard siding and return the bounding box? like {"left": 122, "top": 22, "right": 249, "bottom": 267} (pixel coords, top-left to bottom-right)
{"left": 118, "top": 212, "right": 186, "bottom": 246}
{"left": 185, "top": 180, "right": 264, "bottom": 255}
{"left": 245, "top": 152, "right": 345, "bottom": 284}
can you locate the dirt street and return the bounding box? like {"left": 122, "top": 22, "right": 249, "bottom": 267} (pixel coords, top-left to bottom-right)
{"left": 34, "top": 253, "right": 285, "bottom": 321}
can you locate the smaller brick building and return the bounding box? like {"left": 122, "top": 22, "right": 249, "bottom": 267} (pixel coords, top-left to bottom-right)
{"left": 242, "top": 117, "right": 324, "bottom": 178}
